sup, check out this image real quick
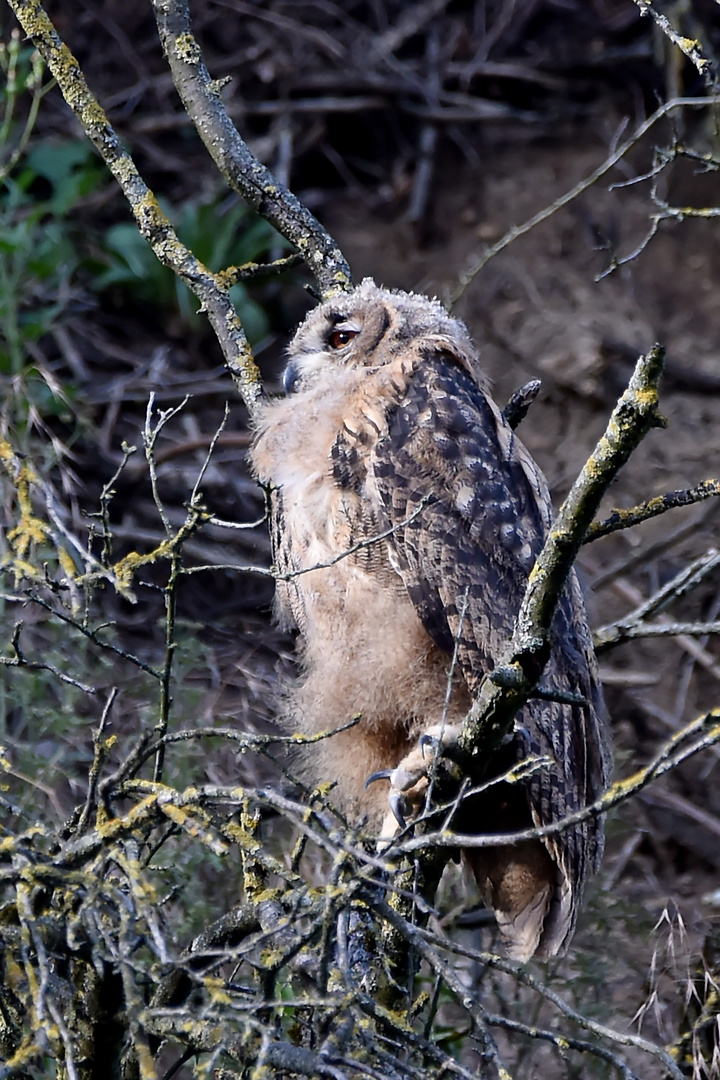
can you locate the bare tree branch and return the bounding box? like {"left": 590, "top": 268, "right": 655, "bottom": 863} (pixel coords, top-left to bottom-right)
{"left": 449, "top": 98, "right": 713, "bottom": 304}
{"left": 6, "top": 0, "right": 261, "bottom": 413}
{"left": 460, "top": 345, "right": 666, "bottom": 756}
{"left": 151, "top": 0, "right": 352, "bottom": 301}
{"left": 584, "top": 479, "right": 720, "bottom": 542}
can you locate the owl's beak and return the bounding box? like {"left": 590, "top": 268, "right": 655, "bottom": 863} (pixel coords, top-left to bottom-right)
{"left": 282, "top": 360, "right": 300, "bottom": 395}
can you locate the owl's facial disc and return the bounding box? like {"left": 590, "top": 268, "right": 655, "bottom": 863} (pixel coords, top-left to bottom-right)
{"left": 282, "top": 312, "right": 365, "bottom": 393}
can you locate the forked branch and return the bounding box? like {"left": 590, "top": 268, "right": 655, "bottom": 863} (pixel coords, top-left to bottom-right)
{"left": 6, "top": 0, "right": 353, "bottom": 420}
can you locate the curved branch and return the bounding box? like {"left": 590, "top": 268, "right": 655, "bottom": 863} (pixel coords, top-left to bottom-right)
{"left": 152, "top": 0, "right": 352, "bottom": 300}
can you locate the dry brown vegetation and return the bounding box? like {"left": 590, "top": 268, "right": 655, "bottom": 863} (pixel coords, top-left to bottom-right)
{"left": 2, "top": 2, "right": 720, "bottom": 1078}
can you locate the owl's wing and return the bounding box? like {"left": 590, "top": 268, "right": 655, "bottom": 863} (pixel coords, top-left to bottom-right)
{"left": 371, "top": 350, "right": 610, "bottom": 957}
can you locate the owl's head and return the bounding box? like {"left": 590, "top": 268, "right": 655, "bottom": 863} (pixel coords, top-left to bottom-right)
{"left": 282, "top": 278, "right": 481, "bottom": 394}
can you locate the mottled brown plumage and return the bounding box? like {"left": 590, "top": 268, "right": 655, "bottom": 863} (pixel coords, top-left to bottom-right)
{"left": 250, "top": 279, "right": 611, "bottom": 961}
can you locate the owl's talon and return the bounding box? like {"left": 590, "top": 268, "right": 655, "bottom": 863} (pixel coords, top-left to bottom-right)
{"left": 420, "top": 733, "right": 441, "bottom": 759}
{"left": 388, "top": 791, "right": 408, "bottom": 829}
{"left": 510, "top": 723, "right": 531, "bottom": 752}
{"left": 365, "top": 769, "right": 393, "bottom": 789}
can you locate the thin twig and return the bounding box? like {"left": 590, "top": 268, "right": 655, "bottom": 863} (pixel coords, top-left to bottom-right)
{"left": 2, "top": 621, "right": 96, "bottom": 693}
{"left": 584, "top": 479, "right": 720, "bottom": 543}
{"left": 450, "top": 98, "right": 712, "bottom": 304}
{"left": 631, "top": 0, "right": 715, "bottom": 82}
{"left": 594, "top": 548, "right": 720, "bottom": 650}
{"left": 76, "top": 687, "right": 119, "bottom": 834}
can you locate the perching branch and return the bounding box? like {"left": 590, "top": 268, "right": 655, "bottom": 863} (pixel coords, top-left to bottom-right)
{"left": 404, "top": 708, "right": 720, "bottom": 857}
{"left": 4, "top": 7, "right": 720, "bottom": 1078}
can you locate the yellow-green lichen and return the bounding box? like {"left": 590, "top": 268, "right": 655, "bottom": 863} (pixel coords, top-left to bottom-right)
{"left": 175, "top": 32, "right": 201, "bottom": 65}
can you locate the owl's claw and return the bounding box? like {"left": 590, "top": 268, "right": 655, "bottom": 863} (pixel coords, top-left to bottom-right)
{"left": 507, "top": 723, "right": 531, "bottom": 753}
{"left": 388, "top": 791, "right": 408, "bottom": 829}
{"left": 366, "top": 769, "right": 409, "bottom": 833}
{"left": 366, "top": 771, "right": 410, "bottom": 827}
{"left": 420, "top": 733, "right": 441, "bottom": 758}
{"left": 365, "top": 769, "right": 394, "bottom": 789}
{"left": 376, "top": 723, "right": 463, "bottom": 841}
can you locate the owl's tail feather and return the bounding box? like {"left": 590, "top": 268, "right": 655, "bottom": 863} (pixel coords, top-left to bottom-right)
{"left": 466, "top": 841, "right": 574, "bottom": 962}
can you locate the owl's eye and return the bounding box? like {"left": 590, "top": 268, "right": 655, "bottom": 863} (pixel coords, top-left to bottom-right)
{"left": 328, "top": 328, "right": 358, "bottom": 349}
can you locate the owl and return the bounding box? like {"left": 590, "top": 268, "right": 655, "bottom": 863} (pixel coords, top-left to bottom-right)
{"left": 250, "top": 279, "right": 611, "bottom": 961}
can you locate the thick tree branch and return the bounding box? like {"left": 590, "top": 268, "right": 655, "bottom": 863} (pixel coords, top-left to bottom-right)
{"left": 459, "top": 345, "right": 666, "bottom": 757}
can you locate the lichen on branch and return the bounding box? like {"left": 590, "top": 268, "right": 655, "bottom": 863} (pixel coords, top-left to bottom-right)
{"left": 151, "top": 0, "right": 352, "bottom": 301}
{"left": 460, "top": 345, "right": 666, "bottom": 757}
{"left": 7, "top": 0, "right": 263, "bottom": 414}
